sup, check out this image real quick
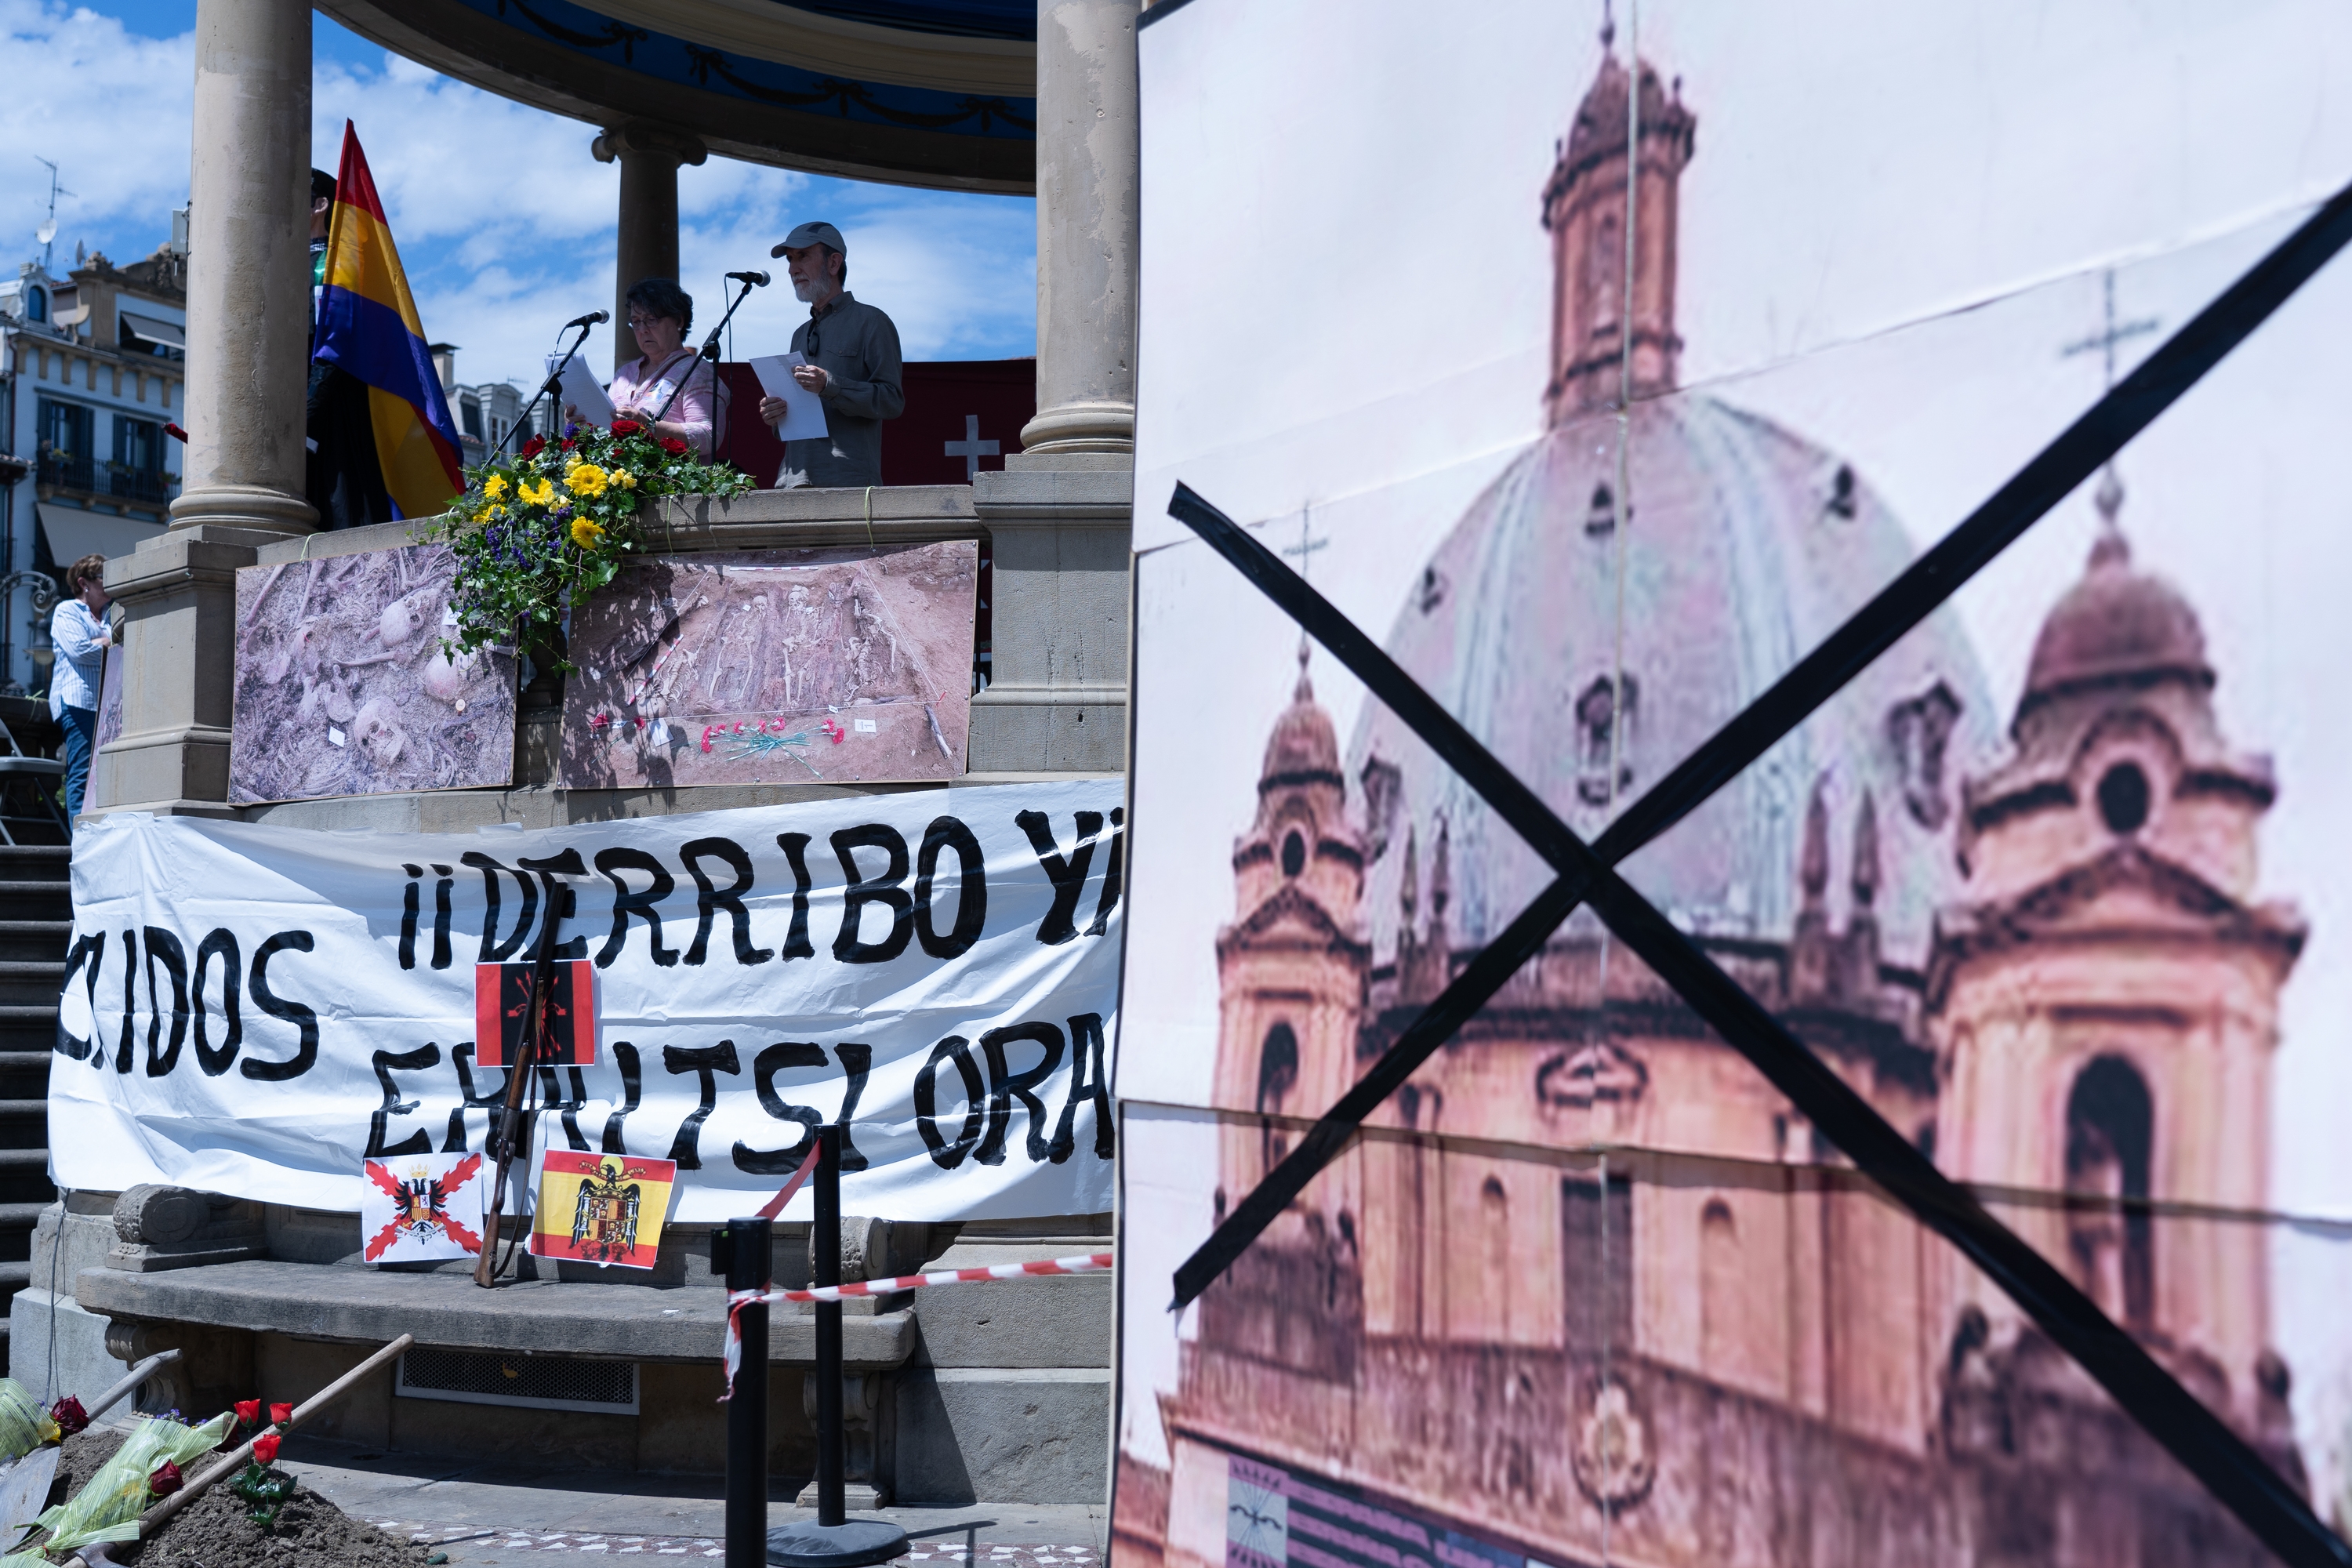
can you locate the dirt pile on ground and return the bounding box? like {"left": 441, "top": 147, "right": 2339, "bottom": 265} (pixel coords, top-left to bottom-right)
{"left": 31, "top": 1428, "right": 432, "bottom": 1566}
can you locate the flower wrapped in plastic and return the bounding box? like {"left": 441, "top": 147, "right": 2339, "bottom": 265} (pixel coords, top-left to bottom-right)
{"left": 34, "top": 1410, "right": 235, "bottom": 1554}
{"left": 0, "top": 1377, "right": 61, "bottom": 1461}
{"left": 431, "top": 420, "right": 752, "bottom": 670}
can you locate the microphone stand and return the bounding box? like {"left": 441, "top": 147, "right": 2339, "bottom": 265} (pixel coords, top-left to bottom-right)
{"left": 645, "top": 275, "right": 763, "bottom": 432}
{"left": 495, "top": 318, "right": 596, "bottom": 461}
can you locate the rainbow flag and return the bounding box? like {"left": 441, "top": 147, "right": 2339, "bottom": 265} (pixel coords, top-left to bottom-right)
{"left": 313, "top": 122, "right": 463, "bottom": 519}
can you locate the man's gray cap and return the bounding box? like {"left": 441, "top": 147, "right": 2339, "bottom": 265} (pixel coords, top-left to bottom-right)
{"left": 771, "top": 221, "right": 846, "bottom": 259}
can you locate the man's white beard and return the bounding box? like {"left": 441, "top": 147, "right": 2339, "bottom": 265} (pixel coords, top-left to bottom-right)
{"left": 793, "top": 274, "right": 833, "bottom": 303}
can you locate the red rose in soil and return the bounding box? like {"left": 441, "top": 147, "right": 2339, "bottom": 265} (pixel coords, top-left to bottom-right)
{"left": 270, "top": 1402, "right": 294, "bottom": 1425}
{"left": 252, "top": 1432, "right": 281, "bottom": 1465}
{"left": 610, "top": 418, "right": 643, "bottom": 437}
{"left": 149, "top": 1460, "right": 183, "bottom": 1497}
{"left": 50, "top": 1396, "right": 89, "bottom": 1435}
{"left": 234, "top": 1398, "right": 261, "bottom": 1426}
{"left": 520, "top": 435, "right": 546, "bottom": 459}
{"left": 659, "top": 436, "right": 689, "bottom": 456}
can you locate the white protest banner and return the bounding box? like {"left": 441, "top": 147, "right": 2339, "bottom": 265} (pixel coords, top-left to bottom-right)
{"left": 55, "top": 782, "right": 1122, "bottom": 1223}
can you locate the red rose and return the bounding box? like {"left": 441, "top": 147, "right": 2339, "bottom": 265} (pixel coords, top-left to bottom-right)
{"left": 659, "top": 437, "right": 689, "bottom": 457}
{"left": 252, "top": 1432, "right": 281, "bottom": 1465}
{"left": 149, "top": 1460, "right": 183, "bottom": 1497}
{"left": 561, "top": 437, "right": 577, "bottom": 452}
{"left": 234, "top": 1399, "right": 261, "bottom": 1426}
{"left": 50, "top": 1396, "right": 89, "bottom": 1436}
{"left": 520, "top": 436, "right": 546, "bottom": 459}
{"left": 609, "top": 419, "right": 644, "bottom": 437}
{"left": 270, "top": 1402, "right": 294, "bottom": 1425}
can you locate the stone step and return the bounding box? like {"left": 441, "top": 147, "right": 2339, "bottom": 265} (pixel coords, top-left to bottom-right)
{"left": 0, "top": 1007, "right": 57, "bottom": 1056}
{"left": 0, "top": 1148, "right": 55, "bottom": 1207}
{"left": 0, "top": 1053, "right": 45, "bottom": 1102}
{"left": 0, "top": 1101, "right": 44, "bottom": 1152}
{"left": 0, "top": 1262, "right": 29, "bottom": 1294}
{"left": 0, "top": 884, "right": 71, "bottom": 924}
{"left": 0, "top": 963, "right": 63, "bottom": 1007}
{"left": 0, "top": 848, "right": 71, "bottom": 881}
{"left": 0, "top": 923, "right": 70, "bottom": 964}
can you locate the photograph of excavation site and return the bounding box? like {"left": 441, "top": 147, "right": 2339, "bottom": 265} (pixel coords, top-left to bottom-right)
{"left": 227, "top": 544, "right": 519, "bottom": 805}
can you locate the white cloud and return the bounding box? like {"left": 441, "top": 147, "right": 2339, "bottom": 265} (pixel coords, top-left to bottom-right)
{"left": 0, "top": 1, "right": 193, "bottom": 269}
{"left": 0, "top": 0, "right": 1037, "bottom": 397}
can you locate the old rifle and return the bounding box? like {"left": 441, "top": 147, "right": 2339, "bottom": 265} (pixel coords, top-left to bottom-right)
{"left": 474, "top": 867, "right": 562, "bottom": 1287}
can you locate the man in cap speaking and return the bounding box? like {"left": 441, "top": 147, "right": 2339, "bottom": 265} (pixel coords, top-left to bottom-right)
{"left": 759, "top": 221, "right": 905, "bottom": 488}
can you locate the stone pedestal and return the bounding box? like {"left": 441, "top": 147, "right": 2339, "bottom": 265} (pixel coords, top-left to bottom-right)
{"left": 592, "top": 123, "right": 710, "bottom": 369}
{"left": 969, "top": 456, "right": 1132, "bottom": 774}
{"left": 96, "top": 527, "right": 269, "bottom": 813}
{"left": 1024, "top": 0, "right": 1139, "bottom": 457}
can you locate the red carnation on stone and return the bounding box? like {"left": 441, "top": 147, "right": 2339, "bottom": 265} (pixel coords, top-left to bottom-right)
{"left": 519, "top": 435, "right": 546, "bottom": 459}
{"left": 149, "top": 1460, "right": 183, "bottom": 1497}
{"left": 234, "top": 1399, "right": 261, "bottom": 1427}
{"left": 50, "top": 1396, "right": 88, "bottom": 1436}
{"left": 609, "top": 418, "right": 644, "bottom": 437}
{"left": 252, "top": 1432, "right": 281, "bottom": 1465}
{"left": 270, "top": 1402, "right": 293, "bottom": 1426}
{"left": 659, "top": 437, "right": 689, "bottom": 457}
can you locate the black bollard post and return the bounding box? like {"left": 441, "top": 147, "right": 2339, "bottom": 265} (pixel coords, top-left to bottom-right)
{"left": 719, "top": 1214, "right": 773, "bottom": 1568}
{"left": 764, "top": 1125, "right": 909, "bottom": 1568}
{"left": 813, "top": 1124, "right": 847, "bottom": 1527}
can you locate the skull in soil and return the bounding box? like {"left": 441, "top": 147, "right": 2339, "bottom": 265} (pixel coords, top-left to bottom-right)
{"left": 419, "top": 646, "right": 481, "bottom": 703}
{"left": 379, "top": 589, "right": 437, "bottom": 648}
{"left": 354, "top": 699, "right": 406, "bottom": 770}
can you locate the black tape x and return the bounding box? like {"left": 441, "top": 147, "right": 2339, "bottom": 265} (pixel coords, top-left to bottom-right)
{"left": 1164, "top": 175, "right": 2352, "bottom": 1568}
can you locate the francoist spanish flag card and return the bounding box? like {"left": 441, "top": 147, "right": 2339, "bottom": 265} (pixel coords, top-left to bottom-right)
{"left": 528, "top": 1150, "right": 677, "bottom": 1270}
{"left": 361, "top": 1152, "right": 485, "bottom": 1263}
{"left": 473, "top": 959, "right": 597, "bottom": 1068}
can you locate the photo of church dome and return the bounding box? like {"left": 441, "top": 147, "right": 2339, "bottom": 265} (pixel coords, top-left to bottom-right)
{"left": 1113, "top": 16, "right": 2340, "bottom": 1567}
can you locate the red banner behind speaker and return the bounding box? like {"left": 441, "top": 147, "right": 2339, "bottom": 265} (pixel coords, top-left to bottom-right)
{"left": 715, "top": 358, "right": 1033, "bottom": 490}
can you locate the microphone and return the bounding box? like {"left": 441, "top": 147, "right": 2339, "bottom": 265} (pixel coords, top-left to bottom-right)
{"left": 564, "top": 310, "right": 610, "bottom": 329}
{"left": 727, "top": 270, "right": 771, "bottom": 287}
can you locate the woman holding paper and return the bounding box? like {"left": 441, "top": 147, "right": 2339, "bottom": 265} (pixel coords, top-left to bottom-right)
{"left": 579, "top": 279, "right": 728, "bottom": 458}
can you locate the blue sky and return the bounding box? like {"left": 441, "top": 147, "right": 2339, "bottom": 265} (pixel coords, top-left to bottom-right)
{"left": 2, "top": 0, "right": 1039, "bottom": 393}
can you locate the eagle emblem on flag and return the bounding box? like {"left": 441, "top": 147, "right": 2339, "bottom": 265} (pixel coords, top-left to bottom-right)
{"left": 530, "top": 1149, "right": 677, "bottom": 1270}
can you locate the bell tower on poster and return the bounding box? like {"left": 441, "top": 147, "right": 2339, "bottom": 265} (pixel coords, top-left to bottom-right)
{"left": 1213, "top": 648, "right": 1371, "bottom": 1216}
{"left": 1929, "top": 493, "right": 2304, "bottom": 1428}
{"left": 1541, "top": 22, "right": 1697, "bottom": 423}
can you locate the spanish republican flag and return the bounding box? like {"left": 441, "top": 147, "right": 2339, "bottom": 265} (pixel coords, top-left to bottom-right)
{"left": 313, "top": 122, "right": 463, "bottom": 519}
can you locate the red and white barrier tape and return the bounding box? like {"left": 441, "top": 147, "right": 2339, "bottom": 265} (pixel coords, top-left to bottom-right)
{"left": 720, "top": 1252, "right": 1112, "bottom": 1398}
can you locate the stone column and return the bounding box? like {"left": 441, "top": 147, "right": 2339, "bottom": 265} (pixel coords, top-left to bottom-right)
{"left": 965, "top": 0, "right": 1139, "bottom": 773}
{"left": 170, "top": 0, "right": 315, "bottom": 536}
{"left": 101, "top": 0, "right": 314, "bottom": 815}
{"left": 1021, "top": 0, "right": 1139, "bottom": 456}
{"left": 592, "top": 124, "right": 709, "bottom": 370}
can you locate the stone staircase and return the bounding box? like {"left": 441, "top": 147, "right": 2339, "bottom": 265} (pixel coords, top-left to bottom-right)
{"left": 0, "top": 845, "right": 70, "bottom": 1376}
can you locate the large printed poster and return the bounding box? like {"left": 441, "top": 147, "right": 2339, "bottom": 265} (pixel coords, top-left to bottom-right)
{"left": 1120, "top": 3, "right": 2352, "bottom": 1566}
{"left": 56, "top": 784, "right": 1120, "bottom": 1222}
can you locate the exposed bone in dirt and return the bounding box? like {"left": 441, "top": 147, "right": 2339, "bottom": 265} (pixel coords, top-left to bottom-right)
{"left": 229, "top": 543, "right": 517, "bottom": 804}
{"left": 561, "top": 543, "right": 978, "bottom": 789}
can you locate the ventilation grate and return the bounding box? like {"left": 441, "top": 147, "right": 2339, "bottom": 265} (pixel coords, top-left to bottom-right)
{"left": 395, "top": 1348, "right": 638, "bottom": 1414}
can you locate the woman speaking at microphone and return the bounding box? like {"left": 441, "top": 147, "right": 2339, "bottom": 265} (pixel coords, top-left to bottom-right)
{"left": 587, "top": 278, "right": 729, "bottom": 457}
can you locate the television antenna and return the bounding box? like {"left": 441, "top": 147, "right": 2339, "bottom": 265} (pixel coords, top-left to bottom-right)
{"left": 33, "top": 158, "right": 74, "bottom": 272}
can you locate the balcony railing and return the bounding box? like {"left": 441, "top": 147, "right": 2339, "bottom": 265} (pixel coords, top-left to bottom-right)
{"left": 35, "top": 455, "right": 176, "bottom": 506}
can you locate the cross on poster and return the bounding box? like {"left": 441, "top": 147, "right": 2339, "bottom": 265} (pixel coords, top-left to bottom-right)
{"left": 530, "top": 1151, "right": 677, "bottom": 1270}
{"left": 361, "top": 1152, "right": 485, "bottom": 1262}
{"left": 472, "top": 959, "right": 596, "bottom": 1069}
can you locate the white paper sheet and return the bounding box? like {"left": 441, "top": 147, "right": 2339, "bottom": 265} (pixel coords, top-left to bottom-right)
{"left": 747, "top": 353, "right": 831, "bottom": 441}
{"left": 550, "top": 353, "right": 616, "bottom": 429}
